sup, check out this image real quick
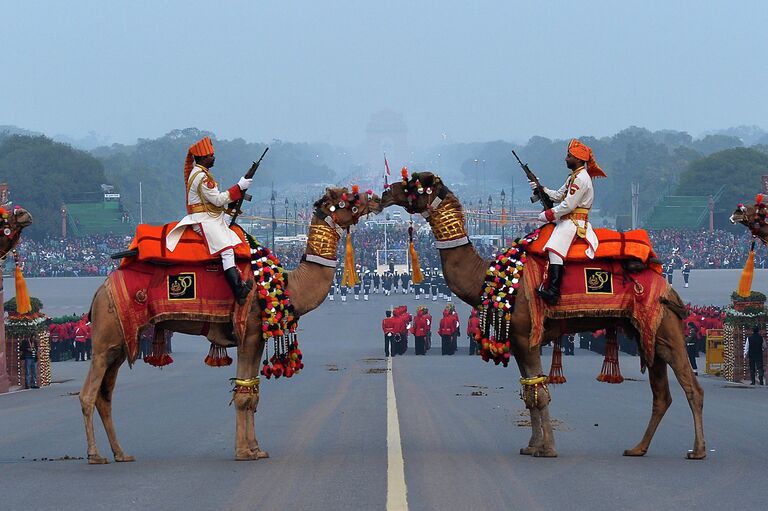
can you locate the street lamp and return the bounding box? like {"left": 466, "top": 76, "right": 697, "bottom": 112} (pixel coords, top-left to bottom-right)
{"left": 270, "top": 189, "right": 276, "bottom": 248}
{"left": 500, "top": 189, "right": 506, "bottom": 244}
{"left": 293, "top": 201, "right": 298, "bottom": 236}
{"left": 284, "top": 197, "right": 289, "bottom": 236}
{"left": 488, "top": 194, "right": 493, "bottom": 237}
{"left": 478, "top": 197, "right": 484, "bottom": 235}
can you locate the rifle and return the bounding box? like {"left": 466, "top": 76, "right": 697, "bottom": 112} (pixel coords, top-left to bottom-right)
{"left": 228, "top": 147, "right": 269, "bottom": 226}
{"left": 511, "top": 150, "right": 554, "bottom": 210}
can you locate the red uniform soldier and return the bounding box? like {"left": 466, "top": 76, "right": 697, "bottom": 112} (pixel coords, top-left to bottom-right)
{"left": 467, "top": 309, "right": 481, "bottom": 355}
{"left": 438, "top": 308, "right": 459, "bottom": 355}
{"left": 412, "top": 307, "right": 430, "bottom": 355}
{"left": 382, "top": 310, "right": 400, "bottom": 357}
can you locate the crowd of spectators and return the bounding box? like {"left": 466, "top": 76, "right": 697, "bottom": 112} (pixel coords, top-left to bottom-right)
{"left": 12, "top": 234, "right": 129, "bottom": 277}
{"left": 7, "top": 226, "right": 761, "bottom": 277}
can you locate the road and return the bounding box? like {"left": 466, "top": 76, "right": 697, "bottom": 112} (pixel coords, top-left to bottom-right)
{"left": 1, "top": 274, "right": 768, "bottom": 510}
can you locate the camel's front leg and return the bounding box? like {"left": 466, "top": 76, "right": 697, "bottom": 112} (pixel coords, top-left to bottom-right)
{"left": 233, "top": 330, "right": 268, "bottom": 461}
{"left": 515, "top": 336, "right": 558, "bottom": 457}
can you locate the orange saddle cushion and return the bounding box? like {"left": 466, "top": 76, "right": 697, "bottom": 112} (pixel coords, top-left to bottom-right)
{"left": 123, "top": 223, "right": 252, "bottom": 265}
{"left": 527, "top": 224, "right": 660, "bottom": 271}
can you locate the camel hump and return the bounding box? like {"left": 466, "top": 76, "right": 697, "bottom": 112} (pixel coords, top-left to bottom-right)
{"left": 117, "top": 223, "right": 251, "bottom": 266}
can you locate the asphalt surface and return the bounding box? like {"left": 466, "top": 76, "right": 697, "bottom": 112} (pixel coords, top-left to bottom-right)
{"left": 1, "top": 273, "right": 768, "bottom": 510}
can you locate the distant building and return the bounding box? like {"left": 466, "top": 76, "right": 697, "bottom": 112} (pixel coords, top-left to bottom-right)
{"left": 365, "top": 110, "right": 409, "bottom": 178}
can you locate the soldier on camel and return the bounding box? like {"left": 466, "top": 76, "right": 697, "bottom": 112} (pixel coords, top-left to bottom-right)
{"left": 165, "top": 137, "right": 254, "bottom": 304}
{"left": 530, "top": 138, "right": 606, "bottom": 304}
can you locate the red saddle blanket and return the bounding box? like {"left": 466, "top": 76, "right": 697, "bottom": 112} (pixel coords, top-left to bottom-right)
{"left": 527, "top": 224, "right": 661, "bottom": 273}
{"left": 120, "top": 223, "right": 252, "bottom": 266}
{"left": 106, "top": 259, "right": 254, "bottom": 365}
{"left": 523, "top": 255, "right": 671, "bottom": 362}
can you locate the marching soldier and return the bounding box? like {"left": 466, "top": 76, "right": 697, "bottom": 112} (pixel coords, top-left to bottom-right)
{"left": 438, "top": 307, "right": 458, "bottom": 355}
{"left": 401, "top": 271, "right": 411, "bottom": 294}
{"left": 363, "top": 270, "right": 372, "bottom": 301}
{"left": 431, "top": 268, "right": 440, "bottom": 301}
{"left": 382, "top": 310, "right": 399, "bottom": 357}
{"left": 467, "top": 309, "right": 480, "bottom": 355}
{"left": 423, "top": 307, "right": 433, "bottom": 351}
{"left": 412, "top": 306, "right": 430, "bottom": 355}
{"left": 682, "top": 259, "right": 692, "bottom": 288}
{"left": 165, "top": 137, "right": 254, "bottom": 304}
{"left": 373, "top": 273, "right": 381, "bottom": 294}
{"left": 354, "top": 265, "right": 362, "bottom": 300}
{"left": 531, "top": 139, "right": 606, "bottom": 304}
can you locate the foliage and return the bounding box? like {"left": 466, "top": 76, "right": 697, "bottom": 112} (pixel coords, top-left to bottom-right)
{"left": 0, "top": 135, "right": 108, "bottom": 239}
{"left": 4, "top": 296, "right": 44, "bottom": 313}
{"left": 94, "top": 128, "right": 338, "bottom": 224}
{"left": 677, "top": 148, "right": 768, "bottom": 229}
{"left": 731, "top": 290, "right": 767, "bottom": 303}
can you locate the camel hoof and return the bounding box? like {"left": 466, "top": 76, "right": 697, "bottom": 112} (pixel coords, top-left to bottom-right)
{"left": 115, "top": 454, "right": 135, "bottom": 462}
{"left": 686, "top": 451, "right": 706, "bottom": 460}
{"left": 88, "top": 455, "right": 109, "bottom": 465}
{"left": 533, "top": 447, "right": 558, "bottom": 458}
{"left": 252, "top": 449, "right": 269, "bottom": 459}
{"left": 623, "top": 448, "right": 647, "bottom": 457}
{"left": 519, "top": 447, "right": 536, "bottom": 456}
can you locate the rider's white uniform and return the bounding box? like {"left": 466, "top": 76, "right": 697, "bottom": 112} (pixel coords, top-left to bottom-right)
{"left": 542, "top": 166, "right": 599, "bottom": 259}
{"left": 165, "top": 164, "right": 243, "bottom": 255}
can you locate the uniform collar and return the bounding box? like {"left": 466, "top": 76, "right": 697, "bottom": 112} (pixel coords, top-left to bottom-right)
{"left": 195, "top": 164, "right": 210, "bottom": 172}
{"left": 570, "top": 165, "right": 585, "bottom": 176}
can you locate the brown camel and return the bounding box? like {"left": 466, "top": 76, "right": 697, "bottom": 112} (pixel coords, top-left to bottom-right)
{"left": 81, "top": 187, "right": 382, "bottom": 464}
{"left": 382, "top": 172, "right": 705, "bottom": 459}
{"left": 0, "top": 206, "right": 33, "bottom": 258}
{"left": 730, "top": 203, "right": 768, "bottom": 243}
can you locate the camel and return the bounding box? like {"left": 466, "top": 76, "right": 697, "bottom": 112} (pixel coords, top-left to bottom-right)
{"left": 81, "top": 187, "right": 382, "bottom": 464}
{"left": 730, "top": 202, "right": 768, "bottom": 244}
{"left": 0, "top": 206, "right": 33, "bottom": 259}
{"left": 382, "top": 172, "right": 705, "bottom": 459}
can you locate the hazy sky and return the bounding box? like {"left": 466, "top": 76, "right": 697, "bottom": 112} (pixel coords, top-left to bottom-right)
{"left": 2, "top": 1, "right": 767, "bottom": 147}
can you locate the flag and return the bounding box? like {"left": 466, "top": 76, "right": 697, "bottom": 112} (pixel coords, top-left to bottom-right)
{"left": 384, "top": 153, "right": 391, "bottom": 189}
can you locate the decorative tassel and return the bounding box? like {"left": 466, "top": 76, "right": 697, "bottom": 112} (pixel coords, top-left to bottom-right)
{"left": 13, "top": 250, "right": 31, "bottom": 314}
{"left": 597, "top": 327, "right": 623, "bottom": 384}
{"left": 204, "top": 343, "right": 232, "bottom": 367}
{"left": 737, "top": 242, "right": 756, "bottom": 298}
{"left": 408, "top": 221, "right": 423, "bottom": 284}
{"left": 144, "top": 326, "right": 173, "bottom": 367}
{"left": 341, "top": 227, "right": 360, "bottom": 287}
{"left": 547, "top": 337, "right": 566, "bottom": 384}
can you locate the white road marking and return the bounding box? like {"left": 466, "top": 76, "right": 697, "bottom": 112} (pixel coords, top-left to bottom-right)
{"left": 387, "top": 356, "right": 409, "bottom": 511}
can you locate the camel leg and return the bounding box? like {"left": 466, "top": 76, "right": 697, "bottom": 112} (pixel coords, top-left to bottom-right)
{"left": 519, "top": 408, "right": 543, "bottom": 456}
{"left": 664, "top": 341, "right": 706, "bottom": 459}
{"left": 515, "top": 340, "right": 557, "bottom": 457}
{"left": 94, "top": 350, "right": 134, "bottom": 462}
{"left": 233, "top": 331, "right": 267, "bottom": 461}
{"left": 623, "top": 356, "right": 671, "bottom": 457}
{"left": 80, "top": 353, "right": 111, "bottom": 464}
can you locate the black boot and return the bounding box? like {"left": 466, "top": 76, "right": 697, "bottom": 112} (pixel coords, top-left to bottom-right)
{"left": 224, "top": 267, "right": 253, "bottom": 305}
{"left": 537, "top": 264, "right": 564, "bottom": 305}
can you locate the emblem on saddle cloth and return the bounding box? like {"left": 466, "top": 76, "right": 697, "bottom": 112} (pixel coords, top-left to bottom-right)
{"left": 585, "top": 268, "right": 613, "bottom": 294}
{"left": 168, "top": 272, "right": 196, "bottom": 300}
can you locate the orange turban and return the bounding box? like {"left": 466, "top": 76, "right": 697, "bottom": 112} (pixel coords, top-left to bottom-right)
{"left": 184, "top": 136, "right": 215, "bottom": 182}
{"left": 568, "top": 138, "right": 606, "bottom": 178}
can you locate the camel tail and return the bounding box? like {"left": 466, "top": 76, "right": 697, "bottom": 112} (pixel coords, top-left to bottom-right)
{"left": 660, "top": 287, "right": 686, "bottom": 320}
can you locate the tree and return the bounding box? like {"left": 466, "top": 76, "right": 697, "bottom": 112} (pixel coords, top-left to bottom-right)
{"left": 0, "top": 135, "right": 107, "bottom": 238}
{"left": 677, "top": 148, "right": 768, "bottom": 228}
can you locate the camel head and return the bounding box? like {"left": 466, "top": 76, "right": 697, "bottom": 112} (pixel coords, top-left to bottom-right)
{"left": 381, "top": 171, "right": 449, "bottom": 214}
{"left": 0, "top": 206, "right": 33, "bottom": 259}
{"left": 314, "top": 186, "right": 382, "bottom": 228}
{"left": 730, "top": 199, "right": 768, "bottom": 244}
